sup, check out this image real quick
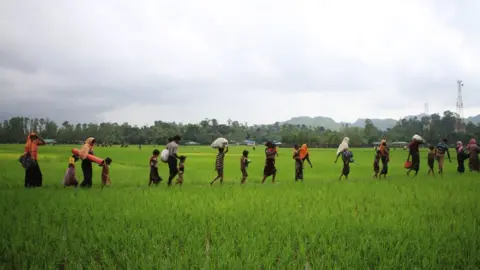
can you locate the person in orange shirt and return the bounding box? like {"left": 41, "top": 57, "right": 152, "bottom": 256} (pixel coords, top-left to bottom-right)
{"left": 299, "top": 144, "right": 313, "bottom": 168}
{"left": 23, "top": 132, "right": 46, "bottom": 187}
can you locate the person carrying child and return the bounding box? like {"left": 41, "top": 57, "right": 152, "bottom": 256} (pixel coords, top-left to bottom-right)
{"left": 63, "top": 156, "right": 79, "bottom": 187}
{"left": 176, "top": 156, "right": 186, "bottom": 185}
{"left": 101, "top": 157, "right": 112, "bottom": 187}
{"left": 240, "top": 150, "right": 250, "bottom": 184}
{"left": 456, "top": 141, "right": 467, "bottom": 173}
{"left": 427, "top": 145, "right": 435, "bottom": 175}
{"left": 435, "top": 138, "right": 451, "bottom": 176}
{"left": 210, "top": 146, "right": 228, "bottom": 185}
{"left": 149, "top": 149, "right": 163, "bottom": 186}
{"left": 293, "top": 144, "right": 303, "bottom": 182}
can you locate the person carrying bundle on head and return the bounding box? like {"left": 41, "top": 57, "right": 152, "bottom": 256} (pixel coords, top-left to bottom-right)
{"left": 336, "top": 148, "right": 353, "bottom": 180}
{"left": 335, "top": 137, "right": 353, "bottom": 180}
{"left": 210, "top": 145, "right": 228, "bottom": 185}
{"left": 406, "top": 134, "right": 424, "bottom": 177}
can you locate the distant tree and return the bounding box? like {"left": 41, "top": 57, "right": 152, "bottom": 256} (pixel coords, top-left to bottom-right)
{"left": 1, "top": 111, "right": 478, "bottom": 147}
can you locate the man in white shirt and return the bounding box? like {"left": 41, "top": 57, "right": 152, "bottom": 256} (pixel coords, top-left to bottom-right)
{"left": 166, "top": 135, "right": 181, "bottom": 186}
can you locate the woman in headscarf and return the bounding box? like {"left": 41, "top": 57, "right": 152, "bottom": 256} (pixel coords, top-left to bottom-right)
{"left": 261, "top": 141, "right": 277, "bottom": 184}
{"left": 456, "top": 141, "right": 467, "bottom": 173}
{"left": 23, "top": 132, "right": 46, "bottom": 187}
{"left": 79, "top": 137, "right": 96, "bottom": 188}
{"left": 467, "top": 138, "right": 479, "bottom": 172}
{"left": 378, "top": 139, "right": 390, "bottom": 179}
{"left": 406, "top": 134, "right": 423, "bottom": 177}
{"left": 299, "top": 144, "right": 313, "bottom": 168}
{"left": 292, "top": 144, "right": 303, "bottom": 182}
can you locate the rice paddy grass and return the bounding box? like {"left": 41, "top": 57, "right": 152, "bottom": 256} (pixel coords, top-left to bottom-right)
{"left": 1, "top": 144, "right": 479, "bottom": 269}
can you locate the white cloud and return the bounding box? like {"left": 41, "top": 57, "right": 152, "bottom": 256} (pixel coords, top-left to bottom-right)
{"left": 0, "top": 0, "right": 479, "bottom": 126}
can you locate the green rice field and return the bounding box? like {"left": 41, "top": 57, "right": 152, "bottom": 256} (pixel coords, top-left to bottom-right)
{"left": 1, "top": 144, "right": 479, "bottom": 269}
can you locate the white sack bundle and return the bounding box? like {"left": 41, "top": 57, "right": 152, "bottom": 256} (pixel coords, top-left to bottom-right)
{"left": 160, "top": 149, "right": 169, "bottom": 162}
{"left": 412, "top": 134, "right": 423, "bottom": 142}
{"left": 211, "top": 137, "right": 228, "bottom": 148}
{"left": 336, "top": 137, "right": 350, "bottom": 155}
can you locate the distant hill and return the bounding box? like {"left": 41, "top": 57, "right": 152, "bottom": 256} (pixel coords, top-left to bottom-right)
{"left": 282, "top": 113, "right": 480, "bottom": 131}
{"left": 283, "top": 116, "right": 342, "bottom": 130}
{"left": 467, "top": 115, "right": 480, "bottom": 124}
{"left": 350, "top": 118, "right": 397, "bottom": 130}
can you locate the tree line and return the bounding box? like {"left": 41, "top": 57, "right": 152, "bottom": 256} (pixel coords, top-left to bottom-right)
{"left": 1, "top": 110, "right": 479, "bottom": 147}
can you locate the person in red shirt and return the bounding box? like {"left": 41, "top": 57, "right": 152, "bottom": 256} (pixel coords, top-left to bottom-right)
{"left": 261, "top": 141, "right": 278, "bottom": 184}
{"left": 406, "top": 137, "right": 423, "bottom": 177}
{"left": 23, "top": 132, "right": 46, "bottom": 187}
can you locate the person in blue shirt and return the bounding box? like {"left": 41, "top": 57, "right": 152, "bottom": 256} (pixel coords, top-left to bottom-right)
{"left": 435, "top": 138, "right": 451, "bottom": 176}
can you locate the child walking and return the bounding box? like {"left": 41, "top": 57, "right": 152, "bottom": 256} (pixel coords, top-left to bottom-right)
{"left": 63, "top": 156, "right": 78, "bottom": 187}
{"left": 149, "top": 149, "right": 162, "bottom": 186}
{"left": 101, "top": 157, "right": 112, "bottom": 187}
{"left": 427, "top": 146, "right": 435, "bottom": 175}
{"left": 176, "top": 156, "right": 186, "bottom": 185}
{"left": 211, "top": 147, "right": 228, "bottom": 185}
{"left": 240, "top": 150, "right": 250, "bottom": 184}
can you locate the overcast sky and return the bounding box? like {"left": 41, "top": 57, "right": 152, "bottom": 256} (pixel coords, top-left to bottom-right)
{"left": 1, "top": 0, "right": 479, "bottom": 126}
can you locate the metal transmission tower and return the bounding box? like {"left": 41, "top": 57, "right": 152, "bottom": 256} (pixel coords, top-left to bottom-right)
{"left": 422, "top": 103, "right": 432, "bottom": 138}
{"left": 455, "top": 80, "right": 465, "bottom": 133}
{"left": 423, "top": 103, "right": 430, "bottom": 131}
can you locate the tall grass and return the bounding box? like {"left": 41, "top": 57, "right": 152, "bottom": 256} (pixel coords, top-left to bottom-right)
{"left": 1, "top": 144, "right": 479, "bottom": 268}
